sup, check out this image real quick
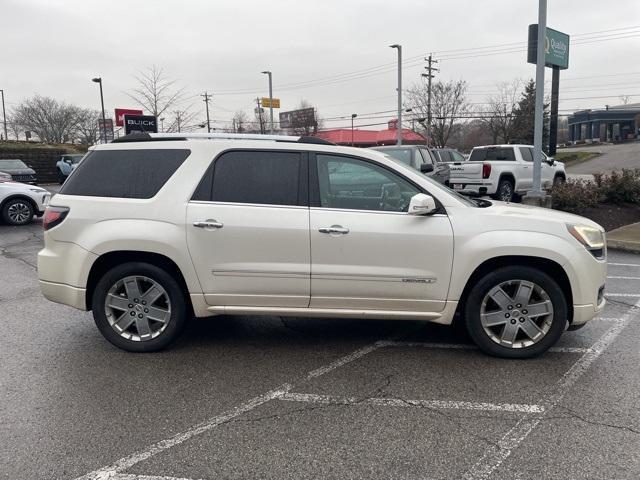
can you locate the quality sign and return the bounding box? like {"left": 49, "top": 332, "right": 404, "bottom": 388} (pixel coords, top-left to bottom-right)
{"left": 527, "top": 25, "right": 570, "bottom": 70}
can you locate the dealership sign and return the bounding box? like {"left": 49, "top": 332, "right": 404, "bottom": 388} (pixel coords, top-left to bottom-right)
{"left": 124, "top": 114, "right": 158, "bottom": 134}
{"left": 98, "top": 118, "right": 114, "bottom": 142}
{"left": 527, "top": 25, "right": 570, "bottom": 70}
{"left": 115, "top": 108, "right": 144, "bottom": 127}
{"left": 279, "top": 107, "right": 316, "bottom": 130}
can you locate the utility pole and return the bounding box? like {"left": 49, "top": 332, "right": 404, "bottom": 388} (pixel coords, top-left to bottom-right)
{"left": 532, "top": 0, "right": 546, "bottom": 196}
{"left": 175, "top": 111, "right": 182, "bottom": 133}
{"left": 261, "top": 71, "right": 274, "bottom": 134}
{"left": 422, "top": 54, "right": 438, "bottom": 147}
{"left": 201, "top": 92, "right": 212, "bottom": 133}
{"left": 0, "top": 89, "right": 7, "bottom": 141}
{"left": 256, "top": 97, "right": 265, "bottom": 134}
{"left": 390, "top": 44, "right": 402, "bottom": 145}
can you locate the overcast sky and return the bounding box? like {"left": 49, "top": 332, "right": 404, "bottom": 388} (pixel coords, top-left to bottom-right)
{"left": 3, "top": 0, "right": 640, "bottom": 131}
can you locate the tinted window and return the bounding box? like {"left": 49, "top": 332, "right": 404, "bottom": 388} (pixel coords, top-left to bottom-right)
{"left": 210, "top": 151, "right": 301, "bottom": 206}
{"left": 316, "top": 155, "right": 419, "bottom": 212}
{"left": 436, "top": 150, "right": 452, "bottom": 163}
{"left": 519, "top": 147, "right": 534, "bottom": 162}
{"left": 60, "top": 149, "right": 190, "bottom": 198}
{"left": 469, "top": 147, "right": 515, "bottom": 162}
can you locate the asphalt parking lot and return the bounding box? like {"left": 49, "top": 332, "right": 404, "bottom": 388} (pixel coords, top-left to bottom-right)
{"left": 1, "top": 213, "right": 640, "bottom": 479}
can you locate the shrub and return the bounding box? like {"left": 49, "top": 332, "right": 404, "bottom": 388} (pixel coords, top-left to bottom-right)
{"left": 593, "top": 169, "right": 640, "bottom": 205}
{"left": 550, "top": 179, "right": 600, "bottom": 214}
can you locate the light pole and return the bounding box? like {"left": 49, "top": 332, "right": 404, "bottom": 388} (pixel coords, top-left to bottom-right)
{"left": 531, "top": 0, "right": 547, "bottom": 197}
{"left": 92, "top": 77, "right": 107, "bottom": 143}
{"left": 261, "top": 71, "right": 274, "bottom": 134}
{"left": 390, "top": 44, "right": 402, "bottom": 145}
{"left": 351, "top": 114, "right": 357, "bottom": 146}
{"left": 0, "top": 89, "right": 7, "bottom": 141}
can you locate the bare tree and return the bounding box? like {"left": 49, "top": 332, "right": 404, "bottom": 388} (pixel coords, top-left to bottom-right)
{"left": 127, "top": 65, "right": 185, "bottom": 118}
{"left": 75, "top": 108, "right": 101, "bottom": 145}
{"left": 479, "top": 79, "right": 522, "bottom": 144}
{"left": 7, "top": 116, "right": 23, "bottom": 140}
{"left": 407, "top": 80, "right": 468, "bottom": 147}
{"left": 230, "top": 111, "right": 249, "bottom": 133}
{"left": 12, "top": 95, "right": 80, "bottom": 143}
{"left": 164, "top": 107, "right": 198, "bottom": 133}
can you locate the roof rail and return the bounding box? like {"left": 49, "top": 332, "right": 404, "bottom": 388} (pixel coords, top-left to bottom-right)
{"left": 111, "top": 132, "right": 334, "bottom": 145}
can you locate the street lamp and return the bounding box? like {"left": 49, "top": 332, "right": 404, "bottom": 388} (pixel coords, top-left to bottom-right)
{"left": 0, "top": 89, "right": 7, "bottom": 141}
{"left": 351, "top": 114, "right": 357, "bottom": 147}
{"left": 92, "top": 77, "right": 107, "bottom": 143}
{"left": 160, "top": 117, "right": 165, "bottom": 133}
{"left": 261, "top": 71, "right": 274, "bottom": 134}
{"left": 390, "top": 44, "right": 402, "bottom": 145}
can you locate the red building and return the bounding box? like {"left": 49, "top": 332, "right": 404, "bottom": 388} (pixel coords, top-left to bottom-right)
{"left": 315, "top": 119, "right": 427, "bottom": 147}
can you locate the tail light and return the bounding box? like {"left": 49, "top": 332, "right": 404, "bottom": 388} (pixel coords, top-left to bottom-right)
{"left": 482, "top": 163, "right": 492, "bottom": 179}
{"left": 43, "top": 206, "right": 69, "bottom": 231}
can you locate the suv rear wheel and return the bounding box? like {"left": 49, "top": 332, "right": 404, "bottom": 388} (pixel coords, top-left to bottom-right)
{"left": 464, "top": 266, "right": 567, "bottom": 358}
{"left": 92, "top": 262, "right": 187, "bottom": 352}
{"left": 494, "top": 178, "right": 514, "bottom": 202}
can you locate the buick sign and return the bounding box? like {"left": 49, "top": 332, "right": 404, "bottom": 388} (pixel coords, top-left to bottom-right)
{"left": 124, "top": 114, "right": 158, "bottom": 134}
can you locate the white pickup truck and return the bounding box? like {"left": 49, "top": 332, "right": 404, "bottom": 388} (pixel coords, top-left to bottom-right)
{"left": 448, "top": 144, "right": 566, "bottom": 202}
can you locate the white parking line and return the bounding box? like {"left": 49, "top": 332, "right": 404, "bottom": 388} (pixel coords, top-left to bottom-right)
{"left": 606, "top": 293, "right": 640, "bottom": 297}
{"left": 74, "top": 340, "right": 391, "bottom": 480}
{"left": 607, "top": 276, "right": 640, "bottom": 280}
{"left": 607, "top": 262, "right": 640, "bottom": 267}
{"left": 463, "top": 299, "right": 640, "bottom": 480}
{"left": 380, "top": 340, "right": 592, "bottom": 354}
{"left": 279, "top": 392, "right": 545, "bottom": 414}
{"left": 112, "top": 475, "right": 198, "bottom": 480}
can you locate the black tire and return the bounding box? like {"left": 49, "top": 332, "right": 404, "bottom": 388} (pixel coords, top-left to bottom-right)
{"left": 1, "top": 198, "right": 35, "bottom": 226}
{"left": 553, "top": 174, "right": 566, "bottom": 186}
{"left": 92, "top": 262, "right": 188, "bottom": 352}
{"left": 464, "top": 266, "right": 567, "bottom": 359}
{"left": 494, "top": 178, "right": 514, "bottom": 202}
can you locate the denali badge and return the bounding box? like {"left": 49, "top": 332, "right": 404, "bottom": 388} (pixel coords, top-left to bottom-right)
{"left": 402, "top": 278, "right": 436, "bottom": 284}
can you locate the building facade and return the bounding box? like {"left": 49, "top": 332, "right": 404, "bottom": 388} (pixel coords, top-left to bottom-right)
{"left": 567, "top": 104, "right": 640, "bottom": 143}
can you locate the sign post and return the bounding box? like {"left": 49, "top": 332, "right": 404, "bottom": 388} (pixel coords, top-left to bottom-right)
{"left": 98, "top": 118, "right": 114, "bottom": 142}
{"left": 524, "top": 9, "right": 570, "bottom": 207}
{"left": 115, "top": 108, "right": 143, "bottom": 127}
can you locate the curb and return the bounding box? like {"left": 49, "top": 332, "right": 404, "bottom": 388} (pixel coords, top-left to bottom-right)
{"left": 607, "top": 240, "right": 640, "bottom": 254}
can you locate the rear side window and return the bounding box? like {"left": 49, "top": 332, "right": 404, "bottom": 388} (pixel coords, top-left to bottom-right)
{"left": 469, "top": 147, "right": 515, "bottom": 162}
{"left": 60, "top": 149, "right": 190, "bottom": 198}
{"left": 208, "top": 150, "right": 302, "bottom": 206}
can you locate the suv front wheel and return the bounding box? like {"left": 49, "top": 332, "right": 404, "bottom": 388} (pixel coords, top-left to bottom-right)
{"left": 464, "top": 266, "right": 567, "bottom": 358}
{"left": 92, "top": 262, "right": 187, "bottom": 352}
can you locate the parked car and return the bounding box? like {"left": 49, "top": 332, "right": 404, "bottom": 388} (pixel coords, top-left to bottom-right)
{"left": 38, "top": 133, "right": 605, "bottom": 358}
{"left": 56, "top": 154, "right": 85, "bottom": 183}
{"left": 448, "top": 144, "right": 566, "bottom": 202}
{"left": 432, "top": 148, "right": 466, "bottom": 164}
{"left": 370, "top": 145, "right": 449, "bottom": 185}
{"left": 0, "top": 159, "right": 37, "bottom": 184}
{"left": 0, "top": 179, "right": 50, "bottom": 225}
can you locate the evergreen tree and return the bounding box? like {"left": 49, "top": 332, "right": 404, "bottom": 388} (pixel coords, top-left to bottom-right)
{"left": 511, "top": 79, "right": 549, "bottom": 150}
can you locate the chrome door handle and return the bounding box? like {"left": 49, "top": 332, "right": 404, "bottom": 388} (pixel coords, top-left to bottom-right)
{"left": 319, "top": 225, "right": 349, "bottom": 235}
{"left": 193, "top": 220, "right": 223, "bottom": 229}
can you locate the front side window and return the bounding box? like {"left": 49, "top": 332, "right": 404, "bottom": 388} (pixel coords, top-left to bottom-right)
{"left": 316, "top": 155, "right": 419, "bottom": 212}
{"left": 519, "top": 147, "right": 534, "bottom": 162}
{"left": 209, "top": 150, "right": 301, "bottom": 206}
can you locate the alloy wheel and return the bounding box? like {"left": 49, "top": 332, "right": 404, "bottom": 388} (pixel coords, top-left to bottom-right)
{"left": 499, "top": 183, "right": 513, "bottom": 202}
{"left": 7, "top": 202, "right": 32, "bottom": 224}
{"left": 104, "top": 275, "right": 171, "bottom": 342}
{"left": 480, "top": 279, "right": 554, "bottom": 349}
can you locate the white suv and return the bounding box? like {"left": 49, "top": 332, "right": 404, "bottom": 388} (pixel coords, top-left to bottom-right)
{"left": 37, "top": 133, "right": 607, "bottom": 358}
{"left": 0, "top": 179, "right": 50, "bottom": 225}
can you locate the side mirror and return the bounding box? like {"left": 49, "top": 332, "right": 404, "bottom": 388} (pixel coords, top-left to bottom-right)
{"left": 407, "top": 193, "right": 437, "bottom": 215}
{"left": 546, "top": 158, "right": 555, "bottom": 166}
{"left": 420, "top": 163, "right": 434, "bottom": 173}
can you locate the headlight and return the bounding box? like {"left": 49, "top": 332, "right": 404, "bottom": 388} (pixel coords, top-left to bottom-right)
{"left": 29, "top": 188, "right": 46, "bottom": 193}
{"left": 567, "top": 224, "right": 605, "bottom": 258}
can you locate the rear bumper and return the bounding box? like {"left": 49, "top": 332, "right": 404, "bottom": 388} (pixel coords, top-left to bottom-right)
{"left": 39, "top": 280, "right": 87, "bottom": 310}
{"left": 450, "top": 181, "right": 496, "bottom": 196}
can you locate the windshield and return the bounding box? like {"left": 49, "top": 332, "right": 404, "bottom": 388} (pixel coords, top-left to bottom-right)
{"left": 377, "top": 148, "right": 413, "bottom": 166}
{"left": 0, "top": 159, "right": 28, "bottom": 169}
